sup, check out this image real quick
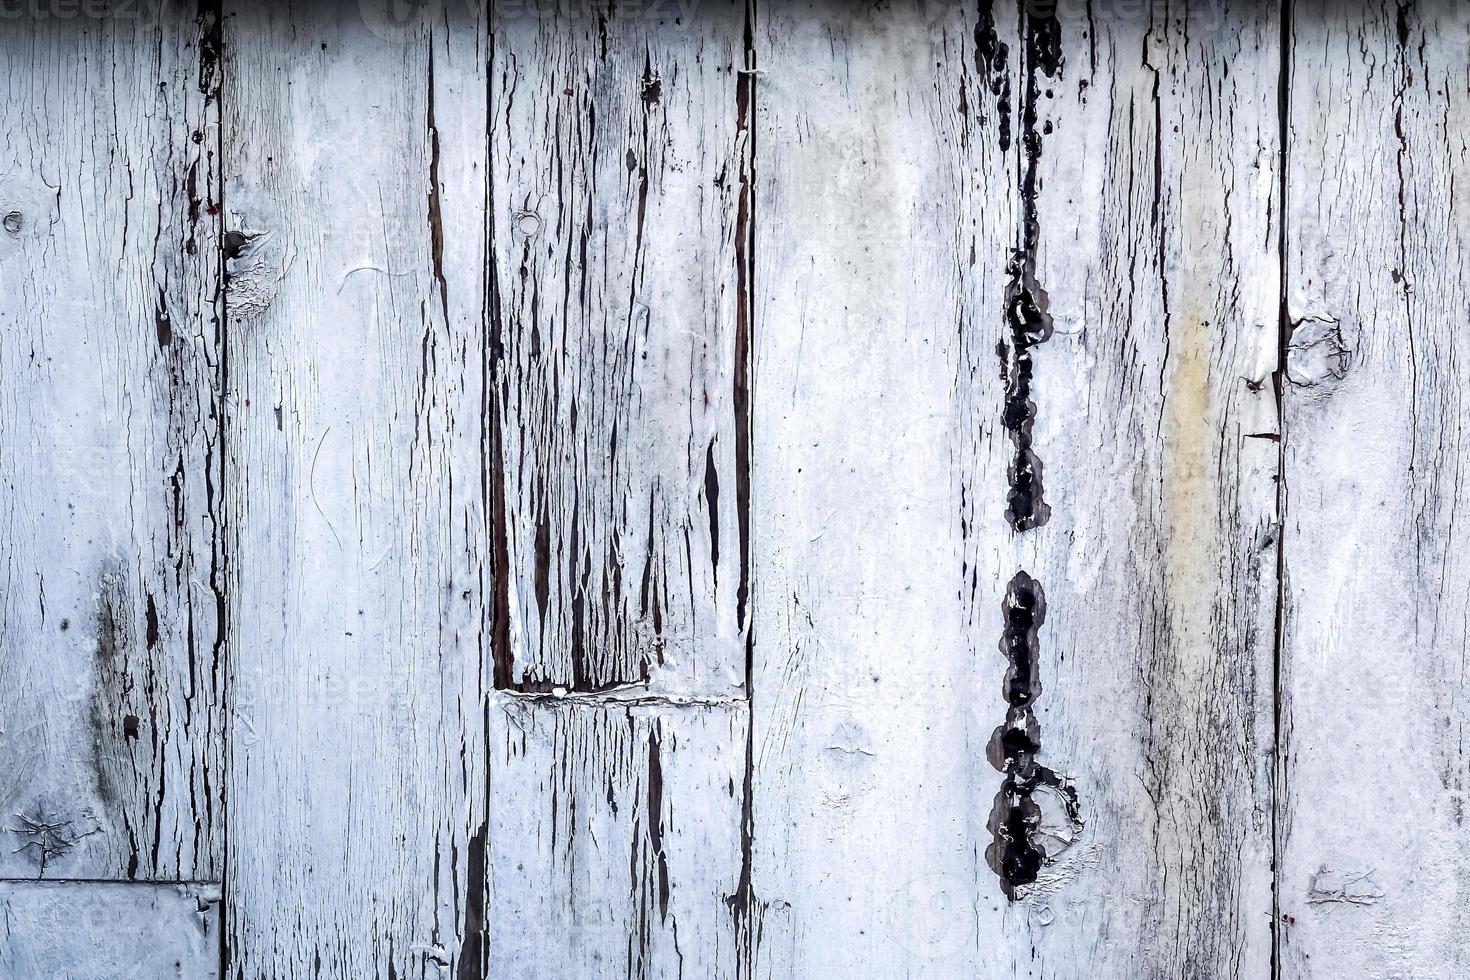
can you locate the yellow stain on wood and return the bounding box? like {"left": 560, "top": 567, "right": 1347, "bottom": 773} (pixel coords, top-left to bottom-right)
{"left": 1161, "top": 309, "right": 1218, "bottom": 645}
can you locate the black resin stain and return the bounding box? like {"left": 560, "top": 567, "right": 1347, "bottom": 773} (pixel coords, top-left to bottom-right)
{"left": 154, "top": 288, "right": 172, "bottom": 349}
{"left": 998, "top": 3, "right": 1063, "bottom": 532}
{"left": 221, "top": 229, "right": 251, "bottom": 277}
{"left": 987, "top": 9, "right": 1079, "bottom": 875}
{"left": 145, "top": 593, "right": 160, "bottom": 648}
{"left": 1001, "top": 261, "right": 1053, "bottom": 531}
{"left": 975, "top": 0, "right": 1013, "bottom": 152}
{"left": 986, "top": 571, "right": 1080, "bottom": 898}
{"left": 641, "top": 63, "right": 662, "bottom": 106}
{"left": 196, "top": 0, "right": 222, "bottom": 102}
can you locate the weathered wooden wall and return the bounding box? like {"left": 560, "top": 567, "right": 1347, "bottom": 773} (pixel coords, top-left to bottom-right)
{"left": 1, "top": 1, "right": 224, "bottom": 887}
{"left": 1282, "top": 0, "right": 1470, "bottom": 974}
{"left": 1, "top": 0, "right": 1467, "bottom": 977}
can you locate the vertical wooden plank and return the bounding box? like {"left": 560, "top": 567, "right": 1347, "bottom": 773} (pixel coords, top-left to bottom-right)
{"left": 480, "top": 5, "right": 750, "bottom": 977}
{"left": 750, "top": 4, "right": 1009, "bottom": 975}
{"left": 0, "top": 7, "right": 224, "bottom": 880}
{"left": 751, "top": 1, "right": 1278, "bottom": 976}
{"left": 1009, "top": 2, "right": 1280, "bottom": 974}
{"left": 1, "top": 880, "right": 221, "bottom": 978}
{"left": 1283, "top": 1, "right": 1470, "bottom": 974}
{"left": 222, "top": 3, "right": 491, "bottom": 975}
{"left": 487, "top": 0, "right": 751, "bottom": 696}
{"left": 488, "top": 698, "right": 746, "bottom": 979}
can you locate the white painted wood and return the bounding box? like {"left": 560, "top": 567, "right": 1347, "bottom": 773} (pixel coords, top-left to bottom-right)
{"left": 1282, "top": 1, "right": 1470, "bottom": 974}
{"left": 487, "top": 0, "right": 752, "bottom": 696}
{"left": 220, "top": 4, "right": 493, "bottom": 976}
{"left": 223, "top": 3, "right": 751, "bottom": 978}
{"left": 749, "top": 5, "right": 1009, "bottom": 976}
{"left": 1015, "top": 3, "right": 1281, "bottom": 974}
{"left": 488, "top": 697, "right": 745, "bottom": 979}
{"left": 0, "top": 880, "right": 221, "bottom": 978}
{"left": 8, "top": 3, "right": 1470, "bottom": 977}
{"left": 0, "top": 7, "right": 224, "bottom": 880}
{"left": 480, "top": 7, "right": 751, "bottom": 977}
{"left": 750, "top": 2, "right": 1279, "bottom": 976}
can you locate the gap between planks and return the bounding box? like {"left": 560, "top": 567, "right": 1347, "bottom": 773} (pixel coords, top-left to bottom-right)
{"left": 1270, "top": 2, "right": 1294, "bottom": 978}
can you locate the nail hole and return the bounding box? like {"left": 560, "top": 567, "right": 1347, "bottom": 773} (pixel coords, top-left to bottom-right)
{"left": 513, "top": 210, "right": 542, "bottom": 238}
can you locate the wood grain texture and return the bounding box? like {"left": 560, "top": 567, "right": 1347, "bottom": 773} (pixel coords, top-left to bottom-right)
{"left": 1281, "top": 1, "right": 1470, "bottom": 973}
{"left": 221, "top": 3, "right": 492, "bottom": 975}
{"left": 480, "top": 7, "right": 752, "bottom": 977}
{"left": 487, "top": 0, "right": 751, "bottom": 696}
{"left": 1011, "top": 3, "right": 1280, "bottom": 974}
{"left": 222, "top": 3, "right": 752, "bottom": 977}
{"left": 749, "top": 2, "right": 1278, "bottom": 976}
{"left": 488, "top": 697, "right": 746, "bottom": 980}
{"left": 748, "top": 4, "right": 1006, "bottom": 976}
{"left": 9, "top": 2, "right": 1470, "bottom": 977}
{"left": 0, "top": 880, "right": 221, "bottom": 978}
{"left": 0, "top": 6, "right": 224, "bottom": 881}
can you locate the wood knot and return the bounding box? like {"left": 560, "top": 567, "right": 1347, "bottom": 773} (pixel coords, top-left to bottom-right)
{"left": 1286, "top": 315, "right": 1353, "bottom": 388}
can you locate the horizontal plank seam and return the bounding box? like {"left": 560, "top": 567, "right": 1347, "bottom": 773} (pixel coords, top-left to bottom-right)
{"left": 496, "top": 688, "right": 748, "bottom": 710}
{"left": 0, "top": 878, "right": 223, "bottom": 886}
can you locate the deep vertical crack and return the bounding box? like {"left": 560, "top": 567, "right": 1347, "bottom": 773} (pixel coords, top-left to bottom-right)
{"left": 729, "top": 3, "right": 758, "bottom": 976}
{"left": 462, "top": 19, "right": 497, "bottom": 980}
{"left": 1270, "top": 2, "right": 1293, "bottom": 977}
{"left": 195, "top": 0, "right": 228, "bottom": 976}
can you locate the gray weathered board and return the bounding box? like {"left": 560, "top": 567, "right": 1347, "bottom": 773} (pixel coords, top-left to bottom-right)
{"left": 0, "top": 0, "right": 1466, "bottom": 977}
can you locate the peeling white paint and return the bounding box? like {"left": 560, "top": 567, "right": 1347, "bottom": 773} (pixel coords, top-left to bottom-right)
{"left": 2, "top": 1, "right": 1467, "bottom": 978}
